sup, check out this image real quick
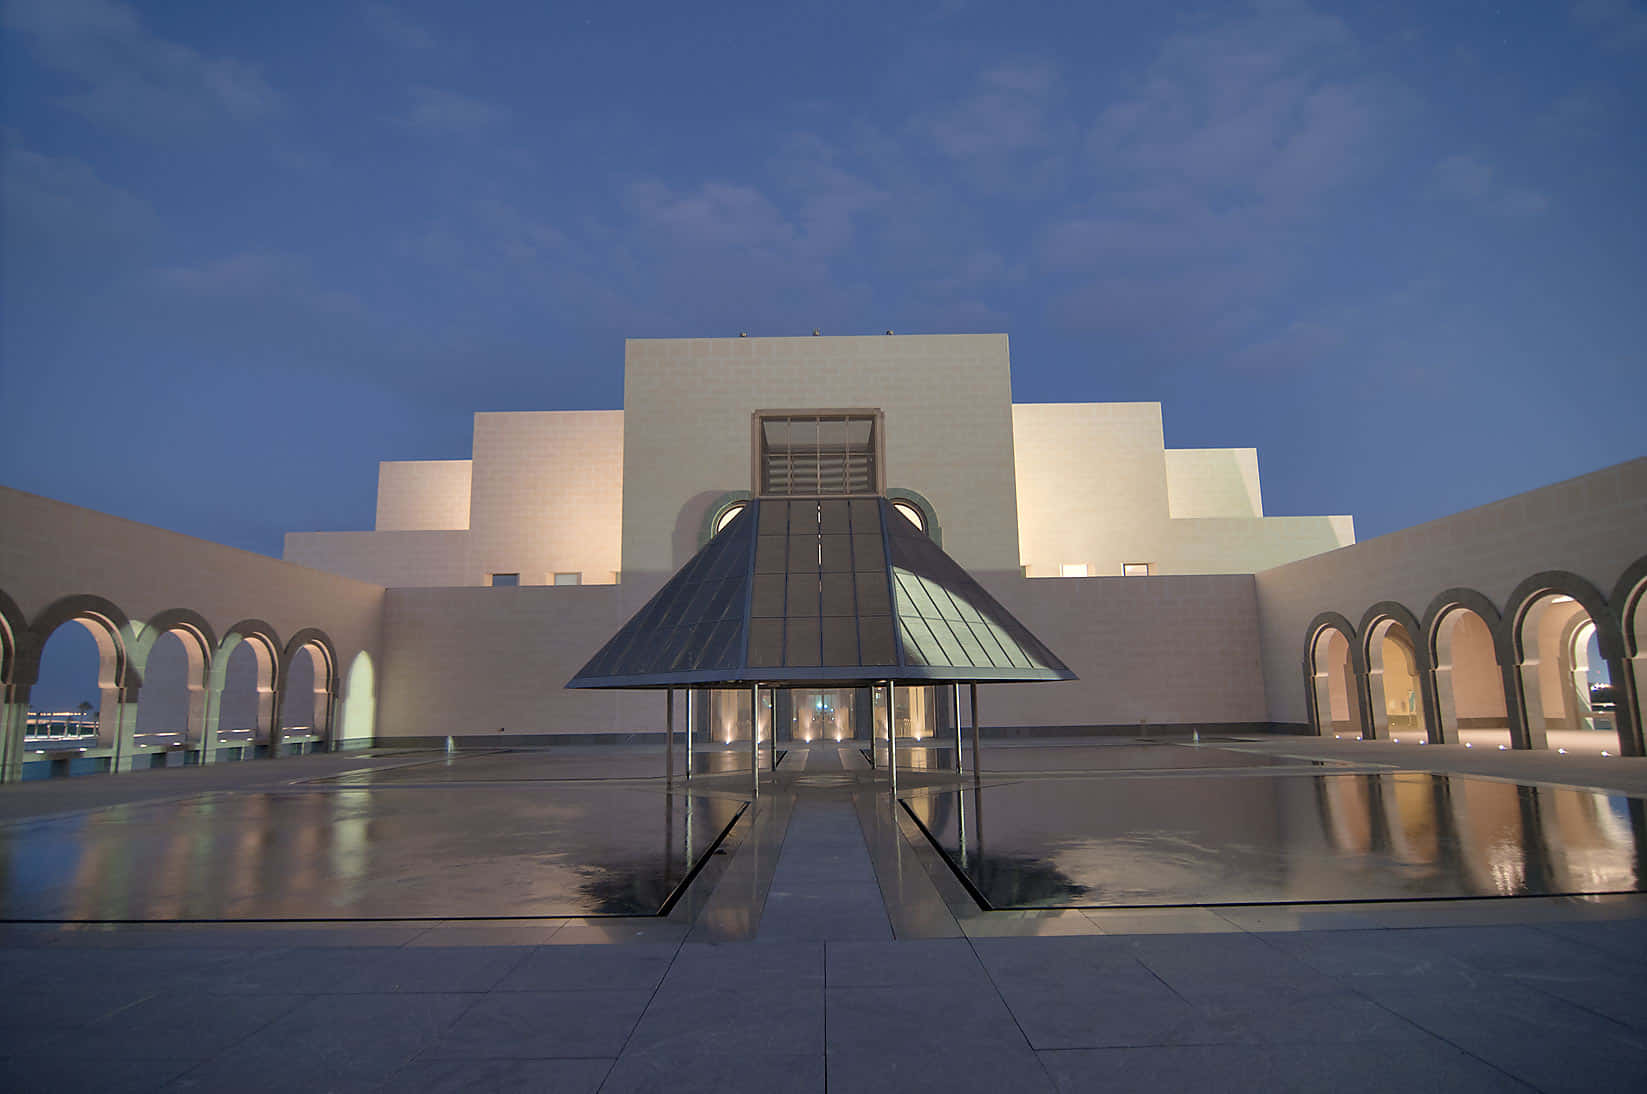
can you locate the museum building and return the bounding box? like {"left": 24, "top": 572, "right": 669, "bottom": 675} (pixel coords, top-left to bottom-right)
{"left": 1, "top": 334, "right": 1643, "bottom": 778}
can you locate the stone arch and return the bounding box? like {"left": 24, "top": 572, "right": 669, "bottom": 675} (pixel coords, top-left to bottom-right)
{"left": 1422, "top": 589, "right": 1508, "bottom": 746}
{"left": 133, "top": 609, "right": 218, "bottom": 749}
{"left": 22, "top": 593, "right": 139, "bottom": 769}
{"left": 1304, "top": 612, "right": 1362, "bottom": 738}
{"left": 886, "top": 487, "right": 942, "bottom": 546}
{"left": 698, "top": 490, "right": 753, "bottom": 547}
{"left": 1503, "top": 571, "right": 1626, "bottom": 753}
{"left": 212, "top": 619, "right": 282, "bottom": 760}
{"left": 278, "top": 628, "right": 338, "bottom": 752}
{"left": 1358, "top": 602, "right": 1428, "bottom": 742}
{"left": 0, "top": 587, "right": 30, "bottom": 781}
{"left": 1611, "top": 555, "right": 1647, "bottom": 758}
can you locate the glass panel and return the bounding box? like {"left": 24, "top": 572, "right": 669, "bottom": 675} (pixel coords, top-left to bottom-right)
{"left": 787, "top": 535, "right": 819, "bottom": 573}
{"left": 784, "top": 618, "right": 820, "bottom": 667}
{"left": 786, "top": 572, "right": 820, "bottom": 618}
{"left": 749, "top": 619, "right": 784, "bottom": 668}
{"left": 859, "top": 617, "right": 897, "bottom": 665}
{"left": 855, "top": 571, "right": 891, "bottom": 616}
{"left": 820, "top": 573, "right": 855, "bottom": 616}
{"left": 751, "top": 573, "right": 787, "bottom": 618}
{"left": 788, "top": 499, "right": 817, "bottom": 531}
{"left": 757, "top": 499, "right": 788, "bottom": 536}
{"left": 755, "top": 536, "right": 787, "bottom": 574}
{"left": 820, "top": 499, "right": 850, "bottom": 531}
{"left": 852, "top": 535, "right": 884, "bottom": 570}
{"left": 920, "top": 577, "right": 967, "bottom": 622}
{"left": 968, "top": 620, "right": 1012, "bottom": 668}
{"left": 898, "top": 617, "right": 938, "bottom": 667}
{"left": 821, "top": 618, "right": 858, "bottom": 665}
{"left": 820, "top": 535, "right": 852, "bottom": 572}
{"left": 850, "top": 498, "right": 881, "bottom": 529}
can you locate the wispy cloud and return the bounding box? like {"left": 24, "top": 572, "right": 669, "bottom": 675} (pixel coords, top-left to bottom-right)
{"left": 4, "top": 0, "right": 280, "bottom": 135}
{"left": 1432, "top": 153, "right": 1548, "bottom": 217}
{"left": 403, "top": 85, "right": 509, "bottom": 132}
{"left": 1042, "top": 2, "right": 1403, "bottom": 364}
{"left": 364, "top": 2, "right": 437, "bottom": 52}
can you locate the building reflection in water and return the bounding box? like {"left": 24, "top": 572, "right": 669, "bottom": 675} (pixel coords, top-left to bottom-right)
{"left": 1, "top": 787, "right": 744, "bottom": 920}
{"left": 907, "top": 772, "right": 1647, "bottom": 909}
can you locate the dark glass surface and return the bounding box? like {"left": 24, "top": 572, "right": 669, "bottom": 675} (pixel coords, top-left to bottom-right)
{"left": 0, "top": 783, "right": 743, "bottom": 920}
{"left": 906, "top": 772, "right": 1647, "bottom": 908}
{"left": 568, "top": 495, "right": 1074, "bottom": 687}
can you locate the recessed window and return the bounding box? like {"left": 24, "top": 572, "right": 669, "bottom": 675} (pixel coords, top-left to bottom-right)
{"left": 553, "top": 572, "right": 582, "bottom": 586}
{"left": 491, "top": 573, "right": 520, "bottom": 587}
{"left": 756, "top": 411, "right": 881, "bottom": 496}
{"left": 1060, "top": 563, "right": 1089, "bottom": 578}
{"left": 713, "top": 501, "right": 748, "bottom": 535}
{"left": 891, "top": 500, "right": 926, "bottom": 533}
{"left": 1122, "top": 563, "right": 1151, "bottom": 576}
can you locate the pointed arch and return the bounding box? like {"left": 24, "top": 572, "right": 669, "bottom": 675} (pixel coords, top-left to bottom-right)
{"left": 1503, "top": 572, "right": 1624, "bottom": 752}
{"left": 1304, "top": 612, "right": 1361, "bottom": 738}
{"left": 212, "top": 619, "right": 282, "bottom": 758}
{"left": 1610, "top": 555, "right": 1647, "bottom": 758}
{"left": 279, "top": 628, "right": 338, "bottom": 751}
{"left": 1422, "top": 589, "right": 1508, "bottom": 746}
{"left": 1358, "top": 602, "right": 1429, "bottom": 741}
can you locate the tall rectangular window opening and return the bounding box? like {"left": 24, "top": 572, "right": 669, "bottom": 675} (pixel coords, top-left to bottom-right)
{"left": 756, "top": 411, "right": 882, "bottom": 497}
{"left": 1122, "top": 563, "right": 1151, "bottom": 576}
{"left": 553, "top": 572, "right": 582, "bottom": 586}
{"left": 490, "top": 573, "right": 520, "bottom": 587}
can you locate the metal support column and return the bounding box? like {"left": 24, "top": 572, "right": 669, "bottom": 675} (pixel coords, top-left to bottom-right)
{"left": 665, "top": 689, "right": 675, "bottom": 782}
{"left": 684, "top": 688, "right": 694, "bottom": 779}
{"left": 750, "top": 682, "right": 760, "bottom": 798}
{"left": 886, "top": 681, "right": 898, "bottom": 793}
{"left": 952, "top": 683, "right": 964, "bottom": 774}
{"left": 969, "top": 683, "right": 981, "bottom": 776}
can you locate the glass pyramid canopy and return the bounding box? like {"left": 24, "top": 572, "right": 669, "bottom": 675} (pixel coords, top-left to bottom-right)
{"left": 567, "top": 497, "right": 1075, "bottom": 689}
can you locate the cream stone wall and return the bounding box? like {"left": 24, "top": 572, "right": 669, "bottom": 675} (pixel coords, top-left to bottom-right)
{"left": 375, "top": 460, "right": 472, "bottom": 531}
{"left": 1254, "top": 458, "right": 1647, "bottom": 725}
{"left": 621, "top": 335, "right": 1022, "bottom": 577}
{"left": 1012, "top": 403, "right": 1352, "bottom": 577}
{"left": 1165, "top": 448, "right": 1263, "bottom": 518}
{"left": 1013, "top": 403, "right": 1172, "bottom": 578}
{"left": 282, "top": 530, "right": 471, "bottom": 588}
{"left": 371, "top": 570, "right": 1269, "bottom": 739}
{"left": 468, "top": 410, "right": 623, "bottom": 586}
{"left": 0, "top": 486, "right": 386, "bottom": 743}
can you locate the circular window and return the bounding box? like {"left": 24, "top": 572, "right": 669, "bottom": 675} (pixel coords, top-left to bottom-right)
{"left": 713, "top": 501, "right": 748, "bottom": 535}
{"left": 891, "top": 500, "right": 926, "bottom": 533}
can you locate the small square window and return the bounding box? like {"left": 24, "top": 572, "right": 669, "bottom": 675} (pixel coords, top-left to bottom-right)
{"left": 491, "top": 573, "right": 520, "bottom": 587}
{"left": 1060, "top": 563, "right": 1089, "bottom": 578}
{"left": 1122, "top": 563, "right": 1151, "bottom": 577}
{"left": 554, "top": 572, "right": 582, "bottom": 586}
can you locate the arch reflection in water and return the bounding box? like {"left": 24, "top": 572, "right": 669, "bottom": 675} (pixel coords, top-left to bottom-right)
{"left": 905, "top": 772, "right": 1647, "bottom": 908}
{"left": 0, "top": 786, "right": 743, "bottom": 920}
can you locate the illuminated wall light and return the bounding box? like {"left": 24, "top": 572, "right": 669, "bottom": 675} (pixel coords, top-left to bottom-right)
{"left": 1498, "top": 744, "right": 1508, "bottom": 750}
{"left": 1558, "top": 748, "right": 1568, "bottom": 754}
{"left": 1465, "top": 742, "right": 1474, "bottom": 748}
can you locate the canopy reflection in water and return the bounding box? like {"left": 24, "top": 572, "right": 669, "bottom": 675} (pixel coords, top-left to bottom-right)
{"left": 906, "top": 772, "right": 1647, "bottom": 908}
{"left": 0, "top": 786, "right": 743, "bottom": 920}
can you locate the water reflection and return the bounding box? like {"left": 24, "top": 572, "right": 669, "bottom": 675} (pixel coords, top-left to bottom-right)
{"left": 907, "top": 773, "right": 1647, "bottom": 908}
{"left": 0, "top": 787, "right": 743, "bottom": 920}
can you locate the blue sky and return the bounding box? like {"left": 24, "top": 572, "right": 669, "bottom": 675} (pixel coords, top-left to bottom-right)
{"left": 3, "top": 0, "right": 1644, "bottom": 559}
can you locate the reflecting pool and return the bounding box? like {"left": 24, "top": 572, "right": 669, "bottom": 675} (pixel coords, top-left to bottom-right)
{"left": 316, "top": 747, "right": 765, "bottom": 784}
{"left": 0, "top": 786, "right": 743, "bottom": 920}
{"left": 906, "top": 772, "right": 1647, "bottom": 908}
{"left": 872, "top": 742, "right": 1331, "bottom": 772}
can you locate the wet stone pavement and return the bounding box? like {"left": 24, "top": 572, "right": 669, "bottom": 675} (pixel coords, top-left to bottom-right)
{"left": 1, "top": 736, "right": 1646, "bottom": 1091}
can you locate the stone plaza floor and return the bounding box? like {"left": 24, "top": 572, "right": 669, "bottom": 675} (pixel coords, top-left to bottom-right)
{"left": 2, "top": 734, "right": 1646, "bottom": 1091}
